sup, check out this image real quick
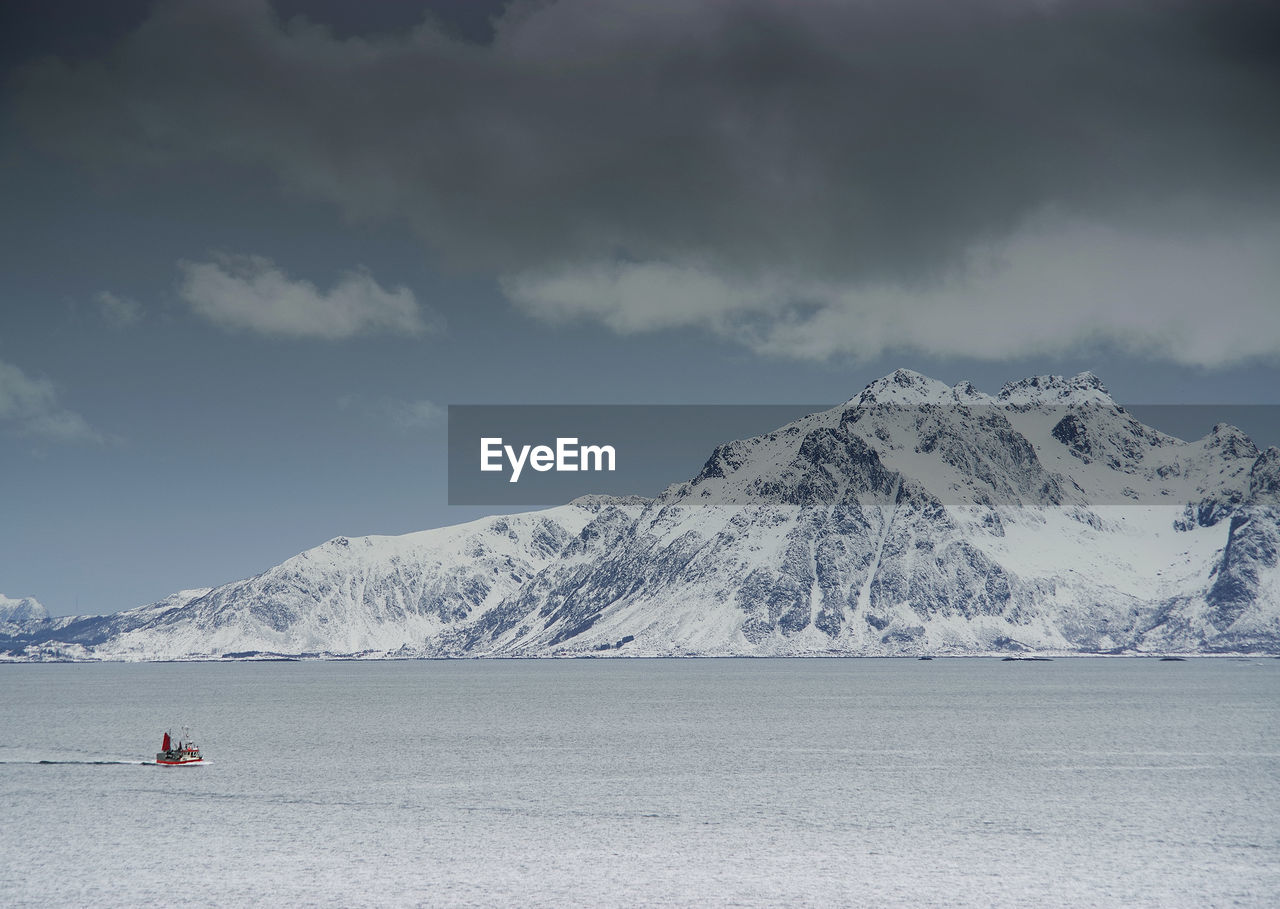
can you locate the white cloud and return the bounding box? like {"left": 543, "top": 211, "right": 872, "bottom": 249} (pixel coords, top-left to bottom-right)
{"left": 504, "top": 213, "right": 1280, "bottom": 367}
{"left": 0, "top": 358, "right": 101, "bottom": 443}
{"left": 94, "top": 290, "right": 142, "bottom": 326}
{"left": 381, "top": 399, "right": 444, "bottom": 430}
{"left": 337, "top": 394, "right": 442, "bottom": 431}
{"left": 177, "top": 254, "right": 432, "bottom": 339}
{"left": 501, "top": 261, "right": 783, "bottom": 335}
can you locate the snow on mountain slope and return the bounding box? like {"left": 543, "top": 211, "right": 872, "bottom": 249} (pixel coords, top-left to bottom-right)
{"left": 5, "top": 370, "right": 1278, "bottom": 660}
{"left": 0, "top": 595, "right": 49, "bottom": 637}
{"left": 461, "top": 370, "right": 1275, "bottom": 656}
{"left": 14, "top": 589, "right": 215, "bottom": 661}
{"left": 3, "top": 498, "right": 643, "bottom": 661}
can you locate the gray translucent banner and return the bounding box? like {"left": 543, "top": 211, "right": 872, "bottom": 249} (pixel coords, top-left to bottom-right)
{"left": 448, "top": 403, "right": 1280, "bottom": 507}
{"left": 449, "top": 405, "right": 822, "bottom": 505}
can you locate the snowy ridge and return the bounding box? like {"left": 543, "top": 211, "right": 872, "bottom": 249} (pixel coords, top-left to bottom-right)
{"left": 9, "top": 497, "right": 641, "bottom": 661}
{"left": 4, "top": 371, "right": 1279, "bottom": 660}
{"left": 0, "top": 594, "right": 49, "bottom": 637}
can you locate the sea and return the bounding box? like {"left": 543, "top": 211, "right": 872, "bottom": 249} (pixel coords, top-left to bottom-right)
{"left": 1, "top": 658, "right": 1277, "bottom": 907}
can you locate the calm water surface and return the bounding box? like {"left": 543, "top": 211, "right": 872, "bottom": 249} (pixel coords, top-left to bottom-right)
{"left": 1, "top": 658, "right": 1277, "bottom": 907}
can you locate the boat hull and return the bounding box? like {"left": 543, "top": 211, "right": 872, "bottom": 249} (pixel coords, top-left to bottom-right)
{"left": 155, "top": 753, "right": 202, "bottom": 765}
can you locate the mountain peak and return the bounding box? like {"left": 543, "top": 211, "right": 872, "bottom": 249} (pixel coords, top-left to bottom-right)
{"left": 849, "top": 368, "right": 964, "bottom": 407}
{"left": 997, "top": 371, "right": 1114, "bottom": 407}
{"left": 0, "top": 594, "right": 49, "bottom": 635}
{"left": 848, "top": 368, "right": 1114, "bottom": 409}
{"left": 1203, "top": 423, "right": 1260, "bottom": 460}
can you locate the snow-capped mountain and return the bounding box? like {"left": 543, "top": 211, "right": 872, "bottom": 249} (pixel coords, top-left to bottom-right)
{"left": 5, "top": 370, "right": 1278, "bottom": 660}
{"left": 0, "top": 595, "right": 49, "bottom": 637}
{"left": 5, "top": 497, "right": 643, "bottom": 661}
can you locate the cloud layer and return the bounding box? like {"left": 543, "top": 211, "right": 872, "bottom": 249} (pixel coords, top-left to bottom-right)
{"left": 15, "top": 0, "right": 1280, "bottom": 363}
{"left": 176, "top": 254, "right": 431, "bottom": 339}
{"left": 506, "top": 214, "right": 1280, "bottom": 366}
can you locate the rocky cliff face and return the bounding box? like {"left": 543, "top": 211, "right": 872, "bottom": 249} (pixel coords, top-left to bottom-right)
{"left": 5, "top": 370, "right": 1278, "bottom": 660}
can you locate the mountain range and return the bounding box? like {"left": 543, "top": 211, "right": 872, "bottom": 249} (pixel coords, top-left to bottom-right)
{"left": 4, "top": 369, "right": 1277, "bottom": 660}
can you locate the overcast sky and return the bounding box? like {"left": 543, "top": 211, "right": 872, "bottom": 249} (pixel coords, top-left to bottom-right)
{"left": 3, "top": 0, "right": 1278, "bottom": 615}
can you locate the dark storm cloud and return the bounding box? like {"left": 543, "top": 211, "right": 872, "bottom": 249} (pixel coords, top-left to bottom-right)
{"left": 11, "top": 0, "right": 1280, "bottom": 362}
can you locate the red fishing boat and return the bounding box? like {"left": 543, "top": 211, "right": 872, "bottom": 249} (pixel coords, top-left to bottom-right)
{"left": 155, "top": 727, "right": 202, "bottom": 765}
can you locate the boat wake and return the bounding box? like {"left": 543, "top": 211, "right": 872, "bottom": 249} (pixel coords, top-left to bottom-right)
{"left": 0, "top": 759, "right": 151, "bottom": 766}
